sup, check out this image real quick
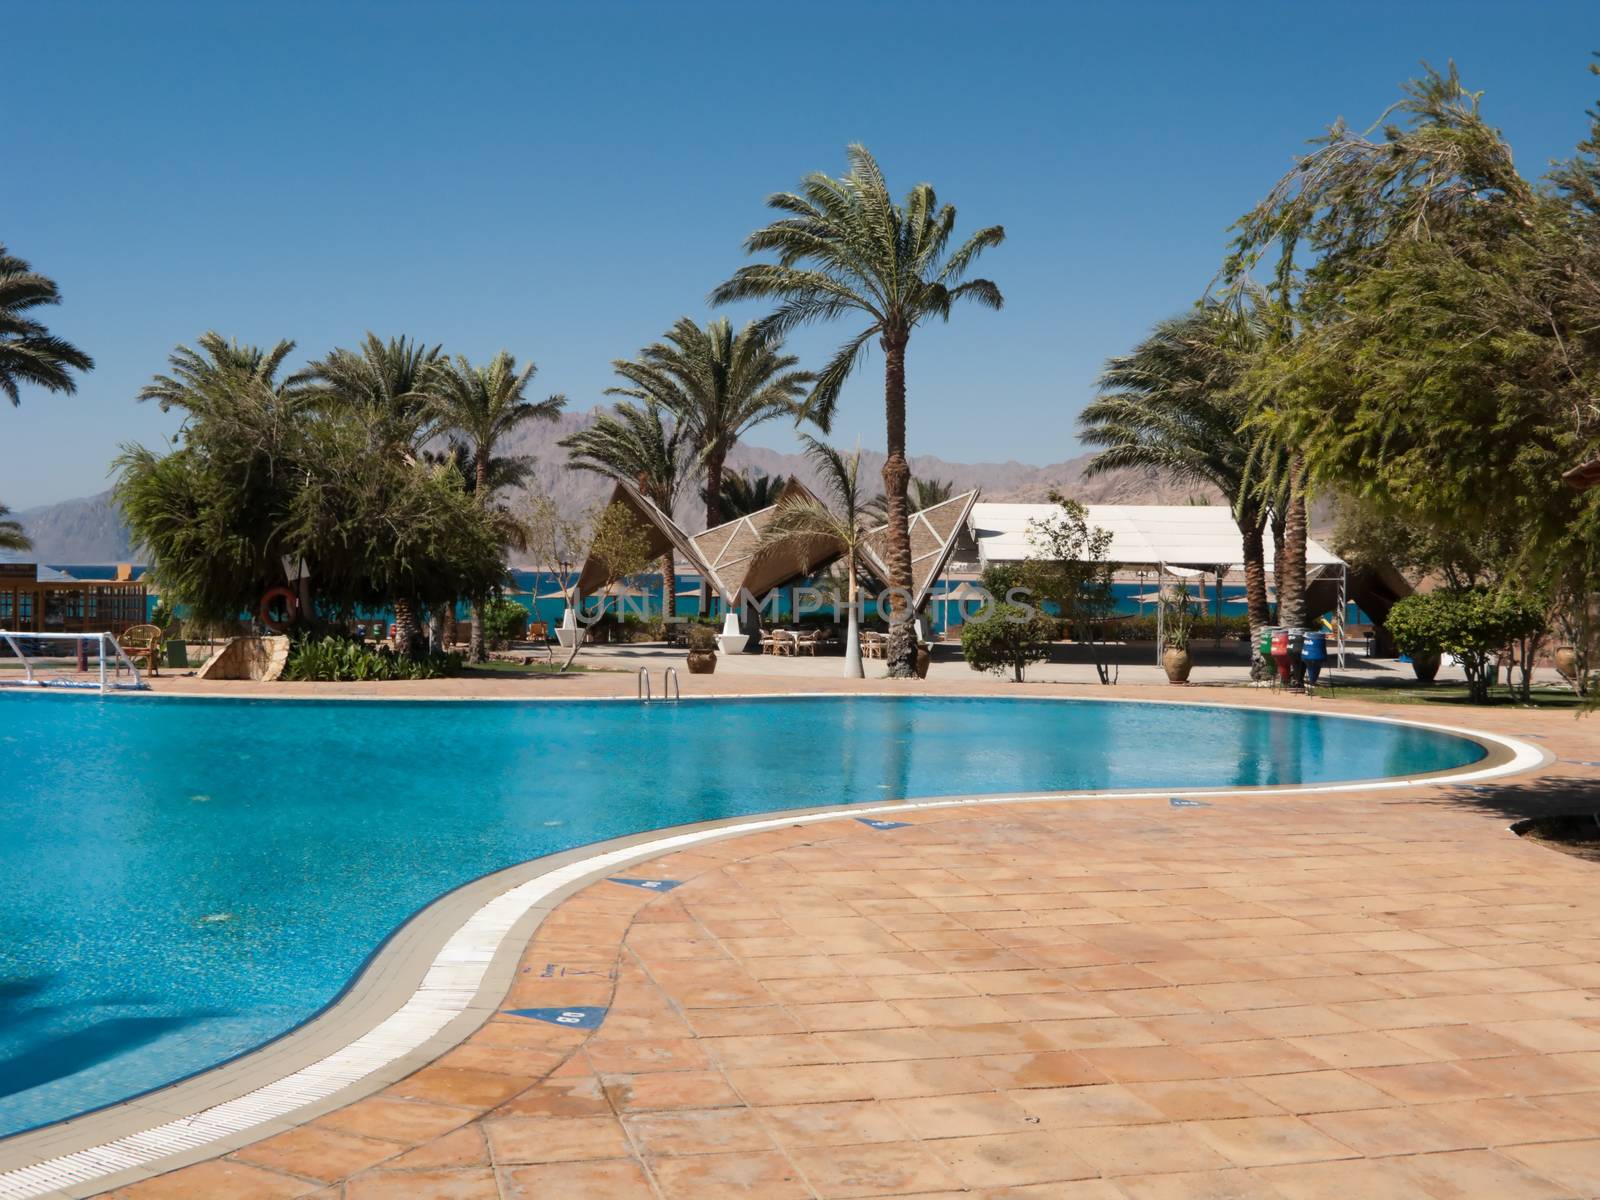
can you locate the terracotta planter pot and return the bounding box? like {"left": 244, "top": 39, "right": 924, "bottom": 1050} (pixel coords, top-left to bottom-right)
{"left": 1162, "top": 646, "right": 1192, "bottom": 684}
{"left": 686, "top": 649, "right": 717, "bottom": 675}
{"left": 1554, "top": 646, "right": 1578, "bottom": 682}
{"left": 914, "top": 646, "right": 932, "bottom": 680}
{"left": 1409, "top": 651, "right": 1441, "bottom": 683}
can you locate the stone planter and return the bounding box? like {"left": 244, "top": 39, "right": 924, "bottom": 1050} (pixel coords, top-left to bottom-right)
{"left": 686, "top": 649, "right": 717, "bottom": 675}
{"left": 1162, "top": 646, "right": 1192, "bottom": 684}
{"left": 1409, "top": 651, "right": 1441, "bottom": 683}
{"left": 1554, "top": 646, "right": 1579, "bottom": 682}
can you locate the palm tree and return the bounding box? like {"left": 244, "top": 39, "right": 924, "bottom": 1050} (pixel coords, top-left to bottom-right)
{"left": 606, "top": 317, "right": 812, "bottom": 529}
{"left": 299, "top": 333, "right": 444, "bottom": 460}
{"left": 139, "top": 331, "right": 297, "bottom": 413}
{"left": 757, "top": 437, "right": 876, "bottom": 678}
{"left": 864, "top": 475, "right": 955, "bottom": 524}
{"left": 1081, "top": 304, "right": 1287, "bottom": 678}
{"left": 560, "top": 401, "right": 688, "bottom": 622}
{"left": 0, "top": 244, "right": 94, "bottom": 406}
{"left": 299, "top": 334, "right": 445, "bottom": 651}
{"left": 712, "top": 144, "right": 1004, "bottom": 677}
{"left": 716, "top": 470, "right": 789, "bottom": 520}
{"left": 431, "top": 352, "right": 565, "bottom": 660}
{"left": 0, "top": 503, "right": 30, "bottom": 554}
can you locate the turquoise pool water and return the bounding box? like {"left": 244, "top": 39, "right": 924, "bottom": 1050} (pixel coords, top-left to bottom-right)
{"left": 0, "top": 693, "right": 1485, "bottom": 1137}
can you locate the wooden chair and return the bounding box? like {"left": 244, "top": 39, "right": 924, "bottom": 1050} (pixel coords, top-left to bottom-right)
{"left": 761, "top": 629, "right": 797, "bottom": 655}
{"left": 861, "top": 631, "right": 888, "bottom": 659}
{"left": 792, "top": 629, "right": 825, "bottom": 656}
{"left": 119, "top": 624, "right": 165, "bottom": 677}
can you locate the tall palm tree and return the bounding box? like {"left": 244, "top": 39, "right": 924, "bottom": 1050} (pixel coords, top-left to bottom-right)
{"left": 0, "top": 503, "right": 30, "bottom": 554}
{"left": 299, "top": 334, "right": 445, "bottom": 651}
{"left": 0, "top": 244, "right": 94, "bottom": 406}
{"left": 561, "top": 401, "right": 688, "bottom": 622}
{"left": 712, "top": 144, "right": 1004, "bottom": 676}
{"left": 1081, "top": 304, "right": 1287, "bottom": 677}
{"left": 863, "top": 475, "right": 955, "bottom": 524}
{"left": 431, "top": 352, "right": 565, "bottom": 660}
{"left": 607, "top": 316, "right": 812, "bottom": 529}
{"left": 757, "top": 437, "right": 876, "bottom": 679}
{"left": 716, "top": 470, "right": 790, "bottom": 520}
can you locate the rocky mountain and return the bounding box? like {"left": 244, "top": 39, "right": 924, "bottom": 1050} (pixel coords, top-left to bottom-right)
{"left": 10, "top": 408, "right": 1219, "bottom": 563}
{"left": 7, "top": 490, "right": 138, "bottom": 564}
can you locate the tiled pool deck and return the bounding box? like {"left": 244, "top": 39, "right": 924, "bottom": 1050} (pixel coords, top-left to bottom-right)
{"left": 35, "top": 678, "right": 1600, "bottom": 1197}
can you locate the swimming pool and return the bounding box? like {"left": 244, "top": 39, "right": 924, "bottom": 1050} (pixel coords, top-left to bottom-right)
{"left": 0, "top": 693, "right": 1488, "bottom": 1138}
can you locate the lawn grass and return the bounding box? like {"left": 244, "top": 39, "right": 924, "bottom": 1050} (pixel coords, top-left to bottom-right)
{"left": 1307, "top": 679, "right": 1585, "bottom": 709}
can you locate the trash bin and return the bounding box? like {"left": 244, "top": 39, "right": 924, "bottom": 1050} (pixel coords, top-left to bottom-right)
{"left": 1302, "top": 630, "right": 1326, "bottom": 687}
{"left": 1269, "top": 627, "right": 1291, "bottom": 685}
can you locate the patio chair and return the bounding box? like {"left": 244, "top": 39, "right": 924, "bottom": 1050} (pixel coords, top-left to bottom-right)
{"left": 861, "top": 631, "right": 888, "bottom": 659}
{"left": 762, "top": 629, "right": 797, "bottom": 655}
{"left": 119, "top": 624, "right": 164, "bottom": 677}
{"left": 792, "top": 628, "right": 826, "bottom": 656}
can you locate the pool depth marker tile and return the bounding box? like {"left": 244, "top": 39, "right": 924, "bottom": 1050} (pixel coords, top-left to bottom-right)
{"left": 607, "top": 876, "right": 682, "bottom": 891}
{"left": 504, "top": 1006, "right": 607, "bottom": 1030}
{"left": 0, "top": 714, "right": 1545, "bottom": 1200}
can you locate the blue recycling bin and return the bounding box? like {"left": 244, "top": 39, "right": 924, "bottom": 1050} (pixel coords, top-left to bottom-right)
{"left": 1302, "top": 630, "right": 1327, "bottom": 686}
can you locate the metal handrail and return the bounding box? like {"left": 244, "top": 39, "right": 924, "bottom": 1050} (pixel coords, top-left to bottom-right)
{"left": 661, "top": 667, "right": 681, "bottom": 701}
{"left": 637, "top": 665, "right": 652, "bottom": 701}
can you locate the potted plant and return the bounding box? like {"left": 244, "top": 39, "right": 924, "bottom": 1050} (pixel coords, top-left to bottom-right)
{"left": 686, "top": 622, "right": 718, "bottom": 674}
{"left": 1160, "top": 585, "right": 1193, "bottom": 684}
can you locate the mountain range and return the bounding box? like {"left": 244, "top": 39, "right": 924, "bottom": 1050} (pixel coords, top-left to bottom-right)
{"left": 10, "top": 407, "right": 1218, "bottom": 564}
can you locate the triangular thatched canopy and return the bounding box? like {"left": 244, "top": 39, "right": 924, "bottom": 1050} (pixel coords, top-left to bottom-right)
{"left": 574, "top": 481, "right": 981, "bottom": 614}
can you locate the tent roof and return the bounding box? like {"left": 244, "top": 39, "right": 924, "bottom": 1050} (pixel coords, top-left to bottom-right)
{"left": 574, "top": 480, "right": 982, "bottom": 608}
{"left": 688, "top": 479, "right": 842, "bottom": 601}
{"left": 575, "top": 480, "right": 719, "bottom": 597}
{"left": 967, "top": 503, "right": 1344, "bottom": 571}
{"left": 862, "top": 490, "right": 980, "bottom": 609}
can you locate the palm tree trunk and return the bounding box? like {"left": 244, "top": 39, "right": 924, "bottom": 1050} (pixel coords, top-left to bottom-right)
{"left": 843, "top": 554, "right": 864, "bottom": 678}
{"left": 700, "top": 448, "right": 727, "bottom": 618}
{"left": 392, "top": 596, "right": 420, "bottom": 658}
{"left": 1278, "top": 455, "right": 1309, "bottom": 688}
{"left": 1238, "top": 502, "right": 1272, "bottom": 681}
{"left": 469, "top": 599, "right": 487, "bottom": 663}
{"left": 881, "top": 330, "right": 916, "bottom": 679}
{"left": 704, "top": 447, "right": 726, "bottom": 528}
{"left": 469, "top": 447, "right": 492, "bottom": 664}
{"left": 660, "top": 550, "right": 675, "bottom": 628}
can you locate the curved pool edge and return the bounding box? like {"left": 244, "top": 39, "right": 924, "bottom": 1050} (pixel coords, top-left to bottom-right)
{"left": 0, "top": 700, "right": 1547, "bottom": 1198}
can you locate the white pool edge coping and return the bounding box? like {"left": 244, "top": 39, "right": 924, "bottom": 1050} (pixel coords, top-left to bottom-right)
{"left": 0, "top": 696, "right": 1550, "bottom": 1199}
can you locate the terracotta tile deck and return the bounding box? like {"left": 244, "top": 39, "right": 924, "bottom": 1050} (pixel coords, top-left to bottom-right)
{"left": 85, "top": 685, "right": 1600, "bottom": 1198}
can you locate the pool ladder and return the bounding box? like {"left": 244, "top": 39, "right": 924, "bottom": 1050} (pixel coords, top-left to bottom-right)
{"left": 637, "top": 666, "right": 681, "bottom": 702}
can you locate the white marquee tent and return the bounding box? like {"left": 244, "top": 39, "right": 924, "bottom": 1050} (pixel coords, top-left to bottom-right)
{"left": 965, "top": 503, "right": 1349, "bottom": 665}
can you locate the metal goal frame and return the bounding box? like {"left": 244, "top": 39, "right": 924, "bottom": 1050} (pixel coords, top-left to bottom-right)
{"left": 0, "top": 630, "right": 147, "bottom": 692}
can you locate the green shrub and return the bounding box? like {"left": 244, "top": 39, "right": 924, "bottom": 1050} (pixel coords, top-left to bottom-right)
{"left": 960, "top": 602, "right": 1056, "bottom": 682}
{"left": 687, "top": 623, "right": 719, "bottom": 651}
{"left": 480, "top": 597, "right": 530, "bottom": 649}
{"left": 284, "top": 635, "right": 463, "bottom": 682}
{"left": 1384, "top": 588, "right": 1545, "bottom": 703}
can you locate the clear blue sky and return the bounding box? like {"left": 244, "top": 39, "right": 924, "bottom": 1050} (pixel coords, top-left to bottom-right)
{"left": 4, "top": 0, "right": 1596, "bottom": 507}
